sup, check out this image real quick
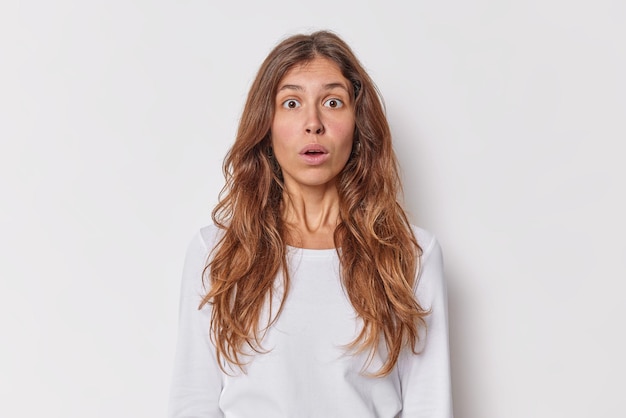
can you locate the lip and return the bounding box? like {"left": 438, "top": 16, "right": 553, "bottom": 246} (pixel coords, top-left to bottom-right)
{"left": 299, "top": 144, "right": 329, "bottom": 165}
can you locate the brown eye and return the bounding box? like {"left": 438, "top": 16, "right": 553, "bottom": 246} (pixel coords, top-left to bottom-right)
{"left": 282, "top": 99, "right": 300, "bottom": 109}
{"left": 324, "top": 98, "right": 344, "bottom": 109}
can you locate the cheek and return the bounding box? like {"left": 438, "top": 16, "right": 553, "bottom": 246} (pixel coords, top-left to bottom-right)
{"left": 271, "top": 117, "right": 298, "bottom": 146}
{"left": 331, "top": 121, "right": 356, "bottom": 151}
{"left": 270, "top": 120, "right": 295, "bottom": 167}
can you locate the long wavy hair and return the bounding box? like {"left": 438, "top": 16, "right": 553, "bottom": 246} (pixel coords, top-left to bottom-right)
{"left": 200, "top": 30, "right": 428, "bottom": 377}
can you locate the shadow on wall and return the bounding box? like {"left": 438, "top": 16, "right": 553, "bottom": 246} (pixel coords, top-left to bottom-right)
{"left": 387, "top": 96, "right": 479, "bottom": 418}
{"left": 446, "top": 258, "right": 479, "bottom": 418}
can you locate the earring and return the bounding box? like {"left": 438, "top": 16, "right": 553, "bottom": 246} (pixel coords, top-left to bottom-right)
{"left": 353, "top": 141, "right": 361, "bottom": 155}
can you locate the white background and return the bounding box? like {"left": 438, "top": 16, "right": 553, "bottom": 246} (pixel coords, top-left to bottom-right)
{"left": 1, "top": 1, "right": 624, "bottom": 417}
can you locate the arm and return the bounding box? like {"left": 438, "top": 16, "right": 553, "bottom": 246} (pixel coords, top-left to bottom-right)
{"left": 168, "top": 230, "right": 224, "bottom": 418}
{"left": 399, "top": 231, "right": 453, "bottom": 417}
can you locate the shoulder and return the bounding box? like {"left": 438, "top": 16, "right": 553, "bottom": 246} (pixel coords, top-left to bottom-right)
{"left": 179, "top": 224, "right": 224, "bottom": 296}
{"left": 182, "top": 224, "right": 223, "bottom": 276}
{"left": 185, "top": 224, "right": 223, "bottom": 256}
{"left": 411, "top": 225, "right": 443, "bottom": 264}
{"left": 410, "top": 225, "right": 445, "bottom": 299}
{"left": 198, "top": 224, "right": 223, "bottom": 248}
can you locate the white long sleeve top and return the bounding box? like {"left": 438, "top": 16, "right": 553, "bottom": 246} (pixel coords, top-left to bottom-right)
{"left": 168, "top": 224, "right": 453, "bottom": 417}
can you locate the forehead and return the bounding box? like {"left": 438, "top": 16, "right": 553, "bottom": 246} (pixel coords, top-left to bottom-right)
{"left": 279, "top": 57, "right": 347, "bottom": 86}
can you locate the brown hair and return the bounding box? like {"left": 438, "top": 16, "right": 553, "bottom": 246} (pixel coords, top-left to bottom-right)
{"left": 201, "top": 30, "right": 428, "bottom": 376}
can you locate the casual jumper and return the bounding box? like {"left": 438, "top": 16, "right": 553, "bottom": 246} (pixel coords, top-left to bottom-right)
{"left": 168, "top": 224, "right": 453, "bottom": 417}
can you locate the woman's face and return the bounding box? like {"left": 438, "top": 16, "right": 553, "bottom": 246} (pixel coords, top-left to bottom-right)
{"left": 271, "top": 57, "right": 356, "bottom": 193}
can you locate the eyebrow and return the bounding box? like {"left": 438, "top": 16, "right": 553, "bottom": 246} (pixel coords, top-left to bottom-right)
{"left": 277, "top": 82, "right": 349, "bottom": 92}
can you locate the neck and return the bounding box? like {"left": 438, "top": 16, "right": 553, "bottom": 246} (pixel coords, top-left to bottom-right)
{"left": 282, "top": 183, "right": 340, "bottom": 249}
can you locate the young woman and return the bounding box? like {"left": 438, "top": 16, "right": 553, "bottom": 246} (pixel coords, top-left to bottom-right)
{"left": 169, "top": 30, "right": 453, "bottom": 417}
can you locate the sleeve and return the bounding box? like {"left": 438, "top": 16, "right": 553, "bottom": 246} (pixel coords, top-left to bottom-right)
{"left": 168, "top": 231, "right": 224, "bottom": 418}
{"left": 399, "top": 232, "right": 453, "bottom": 417}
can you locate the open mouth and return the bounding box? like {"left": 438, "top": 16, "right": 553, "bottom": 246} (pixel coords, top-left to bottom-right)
{"left": 299, "top": 145, "right": 329, "bottom": 164}
{"left": 300, "top": 144, "right": 328, "bottom": 155}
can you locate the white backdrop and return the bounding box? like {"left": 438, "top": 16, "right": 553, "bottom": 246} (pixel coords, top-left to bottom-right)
{"left": 1, "top": 1, "right": 624, "bottom": 417}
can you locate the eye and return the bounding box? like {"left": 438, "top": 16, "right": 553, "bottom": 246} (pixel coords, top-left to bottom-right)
{"left": 324, "top": 98, "right": 344, "bottom": 108}
{"left": 282, "top": 99, "right": 301, "bottom": 109}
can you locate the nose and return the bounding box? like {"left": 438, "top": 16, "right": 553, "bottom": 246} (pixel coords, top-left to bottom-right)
{"left": 306, "top": 125, "right": 324, "bottom": 134}
{"left": 305, "top": 109, "right": 325, "bottom": 135}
